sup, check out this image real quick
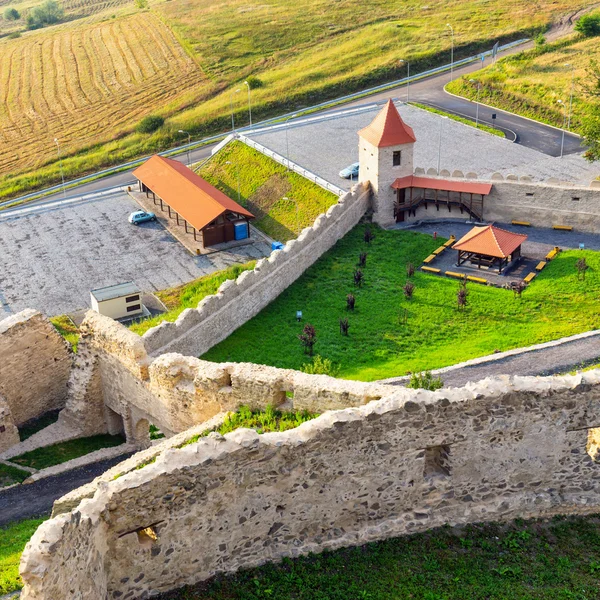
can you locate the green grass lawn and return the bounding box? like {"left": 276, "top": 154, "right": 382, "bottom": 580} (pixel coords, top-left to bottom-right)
{"left": 11, "top": 434, "right": 126, "bottom": 471}
{"left": 160, "top": 514, "right": 600, "bottom": 600}
{"left": 0, "top": 517, "right": 47, "bottom": 595}
{"left": 198, "top": 141, "right": 339, "bottom": 241}
{"left": 203, "top": 226, "right": 600, "bottom": 381}
{"left": 129, "top": 261, "right": 257, "bottom": 336}
{"left": 0, "top": 463, "right": 30, "bottom": 488}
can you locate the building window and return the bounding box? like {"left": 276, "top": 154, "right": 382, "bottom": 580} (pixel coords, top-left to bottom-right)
{"left": 423, "top": 445, "right": 451, "bottom": 479}
{"left": 126, "top": 304, "right": 141, "bottom": 313}
{"left": 393, "top": 151, "right": 402, "bottom": 166}
{"left": 572, "top": 197, "right": 581, "bottom": 202}
{"left": 125, "top": 295, "right": 140, "bottom": 303}
{"left": 525, "top": 192, "right": 534, "bottom": 197}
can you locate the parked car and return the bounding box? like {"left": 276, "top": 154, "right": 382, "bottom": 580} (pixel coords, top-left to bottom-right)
{"left": 339, "top": 162, "right": 359, "bottom": 179}
{"left": 128, "top": 210, "right": 156, "bottom": 225}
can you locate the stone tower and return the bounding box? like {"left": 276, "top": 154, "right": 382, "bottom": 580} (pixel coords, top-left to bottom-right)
{"left": 358, "top": 99, "right": 416, "bottom": 227}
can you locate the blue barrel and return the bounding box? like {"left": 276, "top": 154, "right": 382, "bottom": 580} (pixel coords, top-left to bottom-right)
{"left": 234, "top": 221, "right": 249, "bottom": 240}
{"left": 271, "top": 241, "right": 284, "bottom": 251}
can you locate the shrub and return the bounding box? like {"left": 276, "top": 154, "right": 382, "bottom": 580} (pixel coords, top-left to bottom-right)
{"left": 575, "top": 13, "right": 600, "bottom": 37}
{"left": 26, "top": 0, "right": 63, "bottom": 29}
{"left": 301, "top": 355, "right": 339, "bottom": 377}
{"left": 7, "top": 31, "right": 21, "bottom": 38}
{"left": 353, "top": 269, "right": 364, "bottom": 287}
{"left": 576, "top": 257, "right": 589, "bottom": 280}
{"left": 364, "top": 228, "right": 374, "bottom": 244}
{"left": 457, "top": 279, "right": 469, "bottom": 310}
{"left": 346, "top": 293, "right": 355, "bottom": 311}
{"left": 408, "top": 371, "right": 443, "bottom": 391}
{"left": 406, "top": 262, "right": 415, "bottom": 277}
{"left": 3, "top": 7, "right": 20, "bottom": 20}
{"left": 245, "top": 75, "right": 264, "bottom": 89}
{"left": 134, "top": 0, "right": 148, "bottom": 8}
{"left": 403, "top": 280, "right": 415, "bottom": 299}
{"left": 298, "top": 323, "right": 317, "bottom": 355}
{"left": 358, "top": 252, "right": 367, "bottom": 268}
{"left": 534, "top": 33, "right": 546, "bottom": 47}
{"left": 339, "top": 318, "right": 350, "bottom": 336}
{"left": 136, "top": 115, "right": 165, "bottom": 134}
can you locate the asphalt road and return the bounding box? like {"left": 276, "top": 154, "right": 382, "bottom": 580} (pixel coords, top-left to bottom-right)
{"left": 0, "top": 452, "right": 134, "bottom": 526}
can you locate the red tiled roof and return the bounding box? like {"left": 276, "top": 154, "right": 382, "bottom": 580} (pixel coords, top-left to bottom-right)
{"left": 391, "top": 175, "right": 492, "bottom": 196}
{"left": 453, "top": 225, "right": 527, "bottom": 258}
{"left": 358, "top": 100, "right": 417, "bottom": 147}
{"left": 133, "top": 155, "right": 254, "bottom": 231}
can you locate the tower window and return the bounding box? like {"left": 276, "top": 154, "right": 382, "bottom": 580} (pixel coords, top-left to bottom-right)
{"left": 393, "top": 151, "right": 402, "bottom": 166}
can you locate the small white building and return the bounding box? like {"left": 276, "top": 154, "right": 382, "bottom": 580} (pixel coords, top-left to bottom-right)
{"left": 90, "top": 282, "right": 144, "bottom": 320}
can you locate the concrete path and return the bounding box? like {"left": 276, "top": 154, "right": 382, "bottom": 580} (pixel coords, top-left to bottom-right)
{"left": 0, "top": 452, "right": 134, "bottom": 526}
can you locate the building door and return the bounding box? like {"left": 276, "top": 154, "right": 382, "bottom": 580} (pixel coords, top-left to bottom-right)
{"left": 395, "top": 189, "right": 406, "bottom": 223}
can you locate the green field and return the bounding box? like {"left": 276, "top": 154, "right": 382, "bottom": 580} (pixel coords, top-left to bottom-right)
{"left": 203, "top": 226, "right": 600, "bottom": 381}
{"left": 199, "top": 141, "right": 338, "bottom": 241}
{"left": 446, "top": 32, "right": 598, "bottom": 134}
{"left": 1, "top": 0, "right": 593, "bottom": 200}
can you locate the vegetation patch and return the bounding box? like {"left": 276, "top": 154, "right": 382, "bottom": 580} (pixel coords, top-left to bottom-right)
{"left": 0, "top": 463, "right": 30, "bottom": 488}
{"left": 199, "top": 141, "right": 338, "bottom": 241}
{"left": 129, "top": 261, "right": 256, "bottom": 336}
{"left": 0, "top": 517, "right": 47, "bottom": 594}
{"left": 11, "top": 434, "right": 126, "bottom": 470}
{"left": 410, "top": 102, "right": 505, "bottom": 137}
{"left": 203, "top": 226, "right": 600, "bottom": 381}
{"left": 50, "top": 315, "right": 79, "bottom": 352}
{"left": 158, "top": 514, "right": 600, "bottom": 599}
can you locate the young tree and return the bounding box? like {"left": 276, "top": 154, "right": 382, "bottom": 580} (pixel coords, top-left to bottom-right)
{"left": 353, "top": 269, "right": 364, "bottom": 287}
{"left": 298, "top": 323, "right": 317, "bottom": 356}
{"left": 513, "top": 281, "right": 526, "bottom": 299}
{"left": 3, "top": 7, "right": 20, "bottom": 20}
{"left": 339, "top": 318, "right": 350, "bottom": 336}
{"left": 403, "top": 281, "right": 415, "bottom": 300}
{"left": 346, "top": 294, "right": 356, "bottom": 311}
{"left": 457, "top": 279, "right": 469, "bottom": 310}
{"left": 576, "top": 257, "right": 589, "bottom": 280}
{"left": 358, "top": 252, "right": 367, "bottom": 268}
{"left": 364, "top": 228, "right": 374, "bottom": 244}
{"left": 579, "top": 60, "right": 600, "bottom": 162}
{"left": 575, "top": 13, "right": 600, "bottom": 37}
{"left": 406, "top": 262, "right": 415, "bottom": 278}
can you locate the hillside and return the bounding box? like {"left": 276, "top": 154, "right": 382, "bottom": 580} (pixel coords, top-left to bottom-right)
{"left": 0, "top": 0, "right": 596, "bottom": 199}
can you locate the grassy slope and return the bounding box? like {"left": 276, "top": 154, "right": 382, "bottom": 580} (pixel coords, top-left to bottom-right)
{"left": 198, "top": 141, "right": 338, "bottom": 241}
{"left": 446, "top": 32, "right": 599, "bottom": 133}
{"left": 11, "top": 434, "right": 125, "bottom": 470}
{"left": 1, "top": 0, "right": 592, "bottom": 199}
{"left": 129, "top": 261, "right": 256, "bottom": 336}
{"left": 203, "top": 226, "right": 600, "bottom": 381}
{"left": 161, "top": 515, "right": 600, "bottom": 600}
{"left": 0, "top": 463, "right": 30, "bottom": 488}
{"left": 0, "top": 518, "right": 47, "bottom": 594}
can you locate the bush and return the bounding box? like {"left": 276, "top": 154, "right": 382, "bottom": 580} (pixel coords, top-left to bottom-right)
{"left": 7, "top": 31, "right": 21, "bottom": 38}
{"left": 134, "top": 0, "right": 148, "bottom": 8}
{"left": 408, "top": 371, "right": 443, "bottom": 391}
{"left": 245, "top": 75, "right": 264, "bottom": 89}
{"left": 26, "top": 0, "right": 63, "bottom": 29}
{"left": 3, "top": 7, "right": 20, "bottom": 20}
{"left": 301, "top": 355, "right": 340, "bottom": 377}
{"left": 136, "top": 115, "right": 165, "bottom": 134}
{"left": 575, "top": 13, "right": 600, "bottom": 37}
{"left": 534, "top": 33, "right": 546, "bottom": 48}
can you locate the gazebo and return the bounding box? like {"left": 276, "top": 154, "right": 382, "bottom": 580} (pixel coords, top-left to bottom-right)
{"left": 452, "top": 225, "right": 528, "bottom": 274}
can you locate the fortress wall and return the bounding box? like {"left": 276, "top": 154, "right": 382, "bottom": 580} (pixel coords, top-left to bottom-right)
{"left": 141, "top": 183, "right": 372, "bottom": 358}
{"left": 21, "top": 371, "right": 600, "bottom": 600}
{"left": 0, "top": 309, "right": 72, "bottom": 426}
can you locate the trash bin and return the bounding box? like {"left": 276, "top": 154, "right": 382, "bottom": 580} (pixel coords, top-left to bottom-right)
{"left": 271, "top": 241, "right": 284, "bottom": 251}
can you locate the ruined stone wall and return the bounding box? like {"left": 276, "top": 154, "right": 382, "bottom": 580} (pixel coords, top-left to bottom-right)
{"left": 141, "top": 183, "right": 372, "bottom": 358}
{"left": 21, "top": 371, "right": 600, "bottom": 600}
{"left": 0, "top": 309, "right": 71, "bottom": 426}
{"left": 0, "top": 397, "right": 20, "bottom": 453}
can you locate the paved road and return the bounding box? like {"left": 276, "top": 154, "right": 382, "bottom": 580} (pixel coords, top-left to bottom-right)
{"left": 0, "top": 452, "right": 134, "bottom": 526}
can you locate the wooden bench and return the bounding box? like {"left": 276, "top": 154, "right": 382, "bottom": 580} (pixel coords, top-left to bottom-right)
{"left": 466, "top": 275, "right": 487, "bottom": 284}
{"left": 423, "top": 254, "right": 437, "bottom": 264}
{"left": 524, "top": 272, "right": 536, "bottom": 284}
{"left": 535, "top": 261, "right": 547, "bottom": 272}
{"left": 433, "top": 246, "right": 446, "bottom": 255}
{"left": 545, "top": 247, "right": 560, "bottom": 261}
{"left": 445, "top": 271, "right": 466, "bottom": 280}
{"left": 443, "top": 237, "right": 456, "bottom": 248}
{"left": 421, "top": 266, "right": 441, "bottom": 274}
{"left": 512, "top": 220, "right": 531, "bottom": 227}
{"left": 553, "top": 225, "right": 573, "bottom": 231}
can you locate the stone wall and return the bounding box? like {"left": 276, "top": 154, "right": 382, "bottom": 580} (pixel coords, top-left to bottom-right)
{"left": 20, "top": 371, "right": 600, "bottom": 600}
{"left": 141, "top": 183, "right": 371, "bottom": 358}
{"left": 0, "top": 309, "right": 72, "bottom": 426}
{"left": 0, "top": 397, "right": 20, "bottom": 453}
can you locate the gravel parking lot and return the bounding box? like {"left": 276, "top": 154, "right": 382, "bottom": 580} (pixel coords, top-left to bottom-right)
{"left": 0, "top": 192, "right": 270, "bottom": 317}
{"left": 248, "top": 101, "right": 599, "bottom": 189}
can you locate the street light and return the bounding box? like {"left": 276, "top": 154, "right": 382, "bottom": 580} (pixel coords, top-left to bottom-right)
{"left": 469, "top": 79, "right": 481, "bottom": 128}
{"left": 557, "top": 99, "right": 567, "bottom": 159}
{"left": 282, "top": 196, "right": 299, "bottom": 236}
{"left": 178, "top": 130, "right": 191, "bottom": 167}
{"left": 54, "top": 138, "right": 66, "bottom": 198}
{"left": 446, "top": 24, "right": 454, "bottom": 81}
{"left": 399, "top": 60, "right": 410, "bottom": 102}
{"left": 244, "top": 80, "right": 252, "bottom": 126}
{"left": 225, "top": 161, "right": 241, "bottom": 203}
{"left": 565, "top": 63, "right": 575, "bottom": 130}
{"left": 230, "top": 88, "right": 241, "bottom": 131}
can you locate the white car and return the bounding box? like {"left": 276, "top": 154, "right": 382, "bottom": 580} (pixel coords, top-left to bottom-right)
{"left": 339, "top": 163, "right": 359, "bottom": 179}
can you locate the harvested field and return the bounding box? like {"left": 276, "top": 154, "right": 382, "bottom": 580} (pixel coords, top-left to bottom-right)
{"left": 0, "top": 11, "right": 207, "bottom": 174}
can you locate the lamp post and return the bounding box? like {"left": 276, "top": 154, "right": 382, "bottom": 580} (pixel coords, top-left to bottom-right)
{"left": 557, "top": 99, "right": 567, "bottom": 159}
{"left": 54, "top": 138, "right": 66, "bottom": 198}
{"left": 565, "top": 63, "right": 575, "bottom": 130}
{"left": 446, "top": 24, "right": 454, "bottom": 82}
{"left": 282, "top": 196, "right": 299, "bottom": 236}
{"left": 178, "top": 130, "right": 191, "bottom": 167}
{"left": 469, "top": 79, "right": 481, "bottom": 128}
{"left": 399, "top": 60, "right": 410, "bottom": 102}
{"left": 230, "top": 88, "right": 241, "bottom": 131}
{"left": 225, "top": 161, "right": 241, "bottom": 203}
{"left": 244, "top": 80, "right": 252, "bottom": 126}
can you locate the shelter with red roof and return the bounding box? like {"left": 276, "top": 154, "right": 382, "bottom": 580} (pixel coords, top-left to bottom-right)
{"left": 133, "top": 155, "right": 254, "bottom": 249}
{"left": 452, "top": 225, "right": 528, "bottom": 273}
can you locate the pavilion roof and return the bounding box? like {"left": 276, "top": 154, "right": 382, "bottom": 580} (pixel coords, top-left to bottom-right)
{"left": 358, "top": 100, "right": 416, "bottom": 147}
{"left": 392, "top": 175, "right": 492, "bottom": 196}
{"left": 452, "top": 225, "right": 527, "bottom": 259}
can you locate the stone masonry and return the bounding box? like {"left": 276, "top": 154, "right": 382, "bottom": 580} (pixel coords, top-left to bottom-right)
{"left": 20, "top": 370, "right": 600, "bottom": 599}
